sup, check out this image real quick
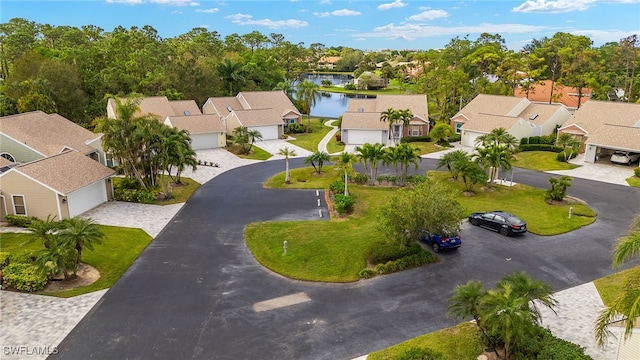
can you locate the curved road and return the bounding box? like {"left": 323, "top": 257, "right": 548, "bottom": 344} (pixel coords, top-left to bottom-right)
{"left": 54, "top": 159, "right": 640, "bottom": 360}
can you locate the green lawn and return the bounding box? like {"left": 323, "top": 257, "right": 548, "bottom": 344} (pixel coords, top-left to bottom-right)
{"left": 408, "top": 141, "right": 451, "bottom": 156}
{"left": 321, "top": 86, "right": 409, "bottom": 95}
{"left": 112, "top": 176, "right": 201, "bottom": 205}
{"left": 594, "top": 265, "right": 640, "bottom": 308}
{"left": 367, "top": 322, "right": 482, "bottom": 360}
{"left": 288, "top": 117, "right": 333, "bottom": 152}
{"left": 512, "top": 151, "right": 578, "bottom": 171}
{"left": 238, "top": 145, "right": 272, "bottom": 160}
{"left": 626, "top": 176, "right": 640, "bottom": 188}
{"left": 247, "top": 168, "right": 597, "bottom": 282}
{"left": 326, "top": 135, "right": 345, "bottom": 154}
{"left": 0, "top": 225, "right": 152, "bottom": 297}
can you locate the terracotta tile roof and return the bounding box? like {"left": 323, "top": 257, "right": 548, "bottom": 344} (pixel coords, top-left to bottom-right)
{"left": 455, "top": 94, "right": 526, "bottom": 117}
{"left": 233, "top": 108, "right": 284, "bottom": 126}
{"left": 166, "top": 114, "right": 225, "bottom": 134}
{"left": 170, "top": 100, "right": 202, "bottom": 116}
{"left": 0, "top": 111, "right": 100, "bottom": 157}
{"left": 342, "top": 112, "right": 389, "bottom": 130}
{"left": 514, "top": 80, "right": 592, "bottom": 108}
{"left": 461, "top": 113, "right": 520, "bottom": 133}
{"left": 15, "top": 150, "right": 114, "bottom": 194}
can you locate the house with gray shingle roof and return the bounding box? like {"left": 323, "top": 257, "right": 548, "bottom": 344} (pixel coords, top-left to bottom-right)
{"left": 340, "top": 94, "right": 429, "bottom": 145}
{"left": 558, "top": 100, "right": 640, "bottom": 164}
{"left": 451, "top": 94, "right": 571, "bottom": 147}
{"left": 0, "top": 150, "right": 115, "bottom": 220}
{"left": 202, "top": 91, "right": 301, "bottom": 140}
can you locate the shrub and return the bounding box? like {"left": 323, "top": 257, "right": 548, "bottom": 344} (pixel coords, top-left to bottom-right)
{"left": 114, "top": 188, "right": 157, "bottom": 204}
{"left": 365, "top": 241, "right": 422, "bottom": 264}
{"left": 5, "top": 214, "right": 36, "bottom": 227}
{"left": 333, "top": 194, "right": 355, "bottom": 214}
{"left": 329, "top": 180, "right": 345, "bottom": 195}
{"left": 512, "top": 326, "right": 590, "bottom": 360}
{"left": 117, "top": 176, "right": 143, "bottom": 190}
{"left": 344, "top": 83, "right": 356, "bottom": 90}
{"left": 541, "top": 134, "right": 556, "bottom": 145}
{"left": 401, "top": 136, "right": 432, "bottom": 143}
{"left": 634, "top": 167, "right": 640, "bottom": 178}
{"left": 0, "top": 252, "right": 11, "bottom": 269}
{"left": 556, "top": 151, "right": 577, "bottom": 162}
{"left": 396, "top": 347, "right": 444, "bottom": 360}
{"left": 3, "top": 263, "right": 49, "bottom": 292}
{"left": 520, "top": 137, "right": 529, "bottom": 145}
{"left": 11, "top": 250, "right": 38, "bottom": 264}
{"left": 450, "top": 134, "right": 461, "bottom": 142}
{"left": 528, "top": 136, "right": 541, "bottom": 144}
{"left": 358, "top": 269, "right": 375, "bottom": 279}
{"left": 519, "top": 144, "right": 563, "bottom": 152}
{"left": 405, "top": 175, "right": 427, "bottom": 185}
{"left": 353, "top": 172, "right": 368, "bottom": 184}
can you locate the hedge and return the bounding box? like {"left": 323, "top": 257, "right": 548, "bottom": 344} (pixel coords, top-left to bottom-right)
{"left": 519, "top": 144, "right": 563, "bottom": 152}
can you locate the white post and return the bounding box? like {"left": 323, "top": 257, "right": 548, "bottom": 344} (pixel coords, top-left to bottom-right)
{"left": 568, "top": 207, "right": 573, "bottom": 219}
{"left": 283, "top": 240, "right": 288, "bottom": 255}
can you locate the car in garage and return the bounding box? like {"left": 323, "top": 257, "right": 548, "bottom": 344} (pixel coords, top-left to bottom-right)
{"left": 610, "top": 151, "right": 640, "bottom": 165}
{"left": 419, "top": 230, "right": 461, "bottom": 252}
{"left": 468, "top": 211, "right": 527, "bottom": 236}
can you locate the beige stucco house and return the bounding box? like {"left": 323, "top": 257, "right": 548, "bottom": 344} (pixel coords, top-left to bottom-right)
{"left": 340, "top": 94, "right": 429, "bottom": 146}
{"left": 558, "top": 100, "right": 640, "bottom": 163}
{"left": 451, "top": 94, "right": 572, "bottom": 147}
{"left": 202, "top": 91, "right": 301, "bottom": 140}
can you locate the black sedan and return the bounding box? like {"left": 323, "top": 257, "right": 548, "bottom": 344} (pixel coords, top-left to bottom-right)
{"left": 468, "top": 211, "right": 527, "bottom": 236}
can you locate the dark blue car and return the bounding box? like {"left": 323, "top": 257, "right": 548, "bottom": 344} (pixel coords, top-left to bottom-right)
{"left": 419, "top": 230, "right": 461, "bottom": 253}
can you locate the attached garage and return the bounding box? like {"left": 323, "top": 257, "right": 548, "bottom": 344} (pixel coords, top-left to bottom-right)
{"left": 461, "top": 130, "right": 483, "bottom": 147}
{"left": 343, "top": 129, "right": 386, "bottom": 145}
{"left": 67, "top": 181, "right": 108, "bottom": 218}
{"left": 190, "top": 133, "right": 217, "bottom": 150}
{"left": 165, "top": 115, "right": 227, "bottom": 150}
{"left": 251, "top": 125, "right": 279, "bottom": 140}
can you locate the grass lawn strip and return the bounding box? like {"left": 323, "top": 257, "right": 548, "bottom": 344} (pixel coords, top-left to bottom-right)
{"left": 593, "top": 265, "right": 640, "bottom": 308}
{"left": 511, "top": 151, "right": 578, "bottom": 171}
{"left": 288, "top": 118, "right": 333, "bottom": 152}
{"left": 239, "top": 145, "right": 272, "bottom": 160}
{"left": 626, "top": 176, "right": 640, "bottom": 188}
{"left": 0, "top": 225, "right": 152, "bottom": 298}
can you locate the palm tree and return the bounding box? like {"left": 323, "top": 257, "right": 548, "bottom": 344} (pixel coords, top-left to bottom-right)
{"left": 58, "top": 218, "right": 105, "bottom": 271}
{"left": 247, "top": 129, "right": 263, "bottom": 153}
{"left": 380, "top": 108, "right": 399, "bottom": 144}
{"left": 476, "top": 127, "right": 519, "bottom": 151}
{"left": 448, "top": 280, "right": 486, "bottom": 326}
{"left": 383, "top": 146, "right": 402, "bottom": 182}
{"left": 337, "top": 151, "right": 357, "bottom": 196}
{"left": 273, "top": 80, "right": 296, "bottom": 100}
{"left": 297, "top": 80, "right": 320, "bottom": 129}
{"left": 497, "top": 271, "right": 557, "bottom": 318}
{"left": 396, "top": 143, "right": 421, "bottom": 186}
{"left": 26, "top": 214, "right": 60, "bottom": 249}
{"left": 473, "top": 144, "right": 514, "bottom": 186}
{"left": 457, "top": 158, "right": 488, "bottom": 193}
{"left": 430, "top": 123, "right": 454, "bottom": 145}
{"left": 278, "top": 146, "right": 296, "bottom": 184}
{"left": 437, "top": 150, "right": 469, "bottom": 180}
{"left": 356, "top": 143, "right": 385, "bottom": 185}
{"left": 35, "top": 240, "right": 76, "bottom": 280}
{"left": 556, "top": 133, "right": 581, "bottom": 162}
{"left": 546, "top": 175, "right": 573, "bottom": 201}
{"left": 595, "top": 217, "right": 640, "bottom": 346}
{"left": 309, "top": 151, "right": 330, "bottom": 174}
{"left": 217, "top": 58, "right": 245, "bottom": 95}
{"left": 232, "top": 126, "right": 250, "bottom": 154}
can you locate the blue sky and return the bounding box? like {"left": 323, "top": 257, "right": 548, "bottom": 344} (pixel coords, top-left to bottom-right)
{"left": 2, "top": 0, "right": 639, "bottom": 51}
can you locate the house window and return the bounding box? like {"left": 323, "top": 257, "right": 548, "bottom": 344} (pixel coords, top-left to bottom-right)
{"left": 0, "top": 152, "right": 15, "bottom": 163}
{"left": 393, "top": 125, "right": 401, "bottom": 139}
{"left": 455, "top": 123, "right": 463, "bottom": 134}
{"left": 12, "top": 195, "right": 26, "bottom": 215}
{"left": 412, "top": 126, "right": 421, "bottom": 136}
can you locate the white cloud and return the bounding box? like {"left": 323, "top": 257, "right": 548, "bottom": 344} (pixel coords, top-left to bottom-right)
{"left": 570, "top": 28, "right": 640, "bottom": 44}
{"left": 407, "top": 9, "right": 448, "bottom": 21}
{"left": 225, "top": 13, "right": 308, "bottom": 29}
{"left": 332, "top": 8, "right": 361, "bottom": 16}
{"left": 360, "top": 22, "right": 548, "bottom": 41}
{"left": 196, "top": 8, "right": 219, "bottom": 13}
{"left": 512, "top": 0, "right": 595, "bottom": 13}
{"left": 378, "top": 0, "right": 407, "bottom": 10}
{"left": 319, "top": 0, "right": 332, "bottom": 4}
{"left": 313, "top": 12, "right": 331, "bottom": 17}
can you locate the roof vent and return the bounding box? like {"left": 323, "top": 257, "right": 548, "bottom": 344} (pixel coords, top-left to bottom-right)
{"left": 529, "top": 114, "right": 538, "bottom": 120}
{"left": 635, "top": 120, "right": 640, "bottom": 128}
{"left": 227, "top": 106, "right": 233, "bottom": 113}
{"left": 358, "top": 107, "right": 364, "bottom": 113}
{"left": 184, "top": 110, "right": 190, "bottom": 115}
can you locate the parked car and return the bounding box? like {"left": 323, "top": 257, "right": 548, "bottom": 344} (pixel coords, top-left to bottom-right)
{"left": 610, "top": 151, "right": 640, "bottom": 165}
{"left": 468, "top": 211, "right": 527, "bottom": 236}
{"left": 419, "top": 230, "right": 461, "bottom": 252}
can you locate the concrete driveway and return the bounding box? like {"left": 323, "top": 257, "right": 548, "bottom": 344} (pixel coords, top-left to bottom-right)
{"left": 49, "top": 158, "right": 640, "bottom": 360}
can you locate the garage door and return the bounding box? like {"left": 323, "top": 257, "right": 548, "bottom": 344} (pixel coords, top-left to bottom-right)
{"left": 67, "top": 181, "right": 107, "bottom": 217}
{"left": 250, "top": 125, "right": 279, "bottom": 140}
{"left": 347, "top": 130, "right": 385, "bottom": 145}
{"left": 462, "top": 130, "right": 483, "bottom": 147}
{"left": 190, "top": 133, "right": 217, "bottom": 150}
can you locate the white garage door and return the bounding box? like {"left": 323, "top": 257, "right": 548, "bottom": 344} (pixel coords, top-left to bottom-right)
{"left": 67, "top": 181, "right": 107, "bottom": 217}
{"left": 347, "top": 130, "right": 385, "bottom": 145}
{"left": 250, "top": 125, "right": 279, "bottom": 140}
{"left": 190, "top": 133, "right": 217, "bottom": 150}
{"left": 462, "top": 130, "right": 483, "bottom": 147}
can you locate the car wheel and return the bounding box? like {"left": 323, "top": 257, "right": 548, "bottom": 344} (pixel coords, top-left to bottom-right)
{"left": 499, "top": 227, "right": 509, "bottom": 236}
{"left": 432, "top": 243, "right": 440, "bottom": 253}
{"left": 470, "top": 218, "right": 479, "bottom": 226}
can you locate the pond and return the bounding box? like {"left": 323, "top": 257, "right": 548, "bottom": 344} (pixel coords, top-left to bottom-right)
{"left": 302, "top": 73, "right": 376, "bottom": 118}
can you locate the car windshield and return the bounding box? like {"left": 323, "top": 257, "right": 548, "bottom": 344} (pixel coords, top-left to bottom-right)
{"left": 508, "top": 216, "right": 523, "bottom": 224}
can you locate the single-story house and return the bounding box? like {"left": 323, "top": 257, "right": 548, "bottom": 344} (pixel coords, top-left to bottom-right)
{"left": 353, "top": 71, "right": 388, "bottom": 90}
{"left": 164, "top": 114, "right": 227, "bottom": 150}
{"left": 452, "top": 94, "right": 572, "bottom": 147}
{"left": 558, "top": 100, "right": 640, "bottom": 163}
{"left": 514, "top": 80, "right": 592, "bottom": 109}
{"left": 202, "top": 91, "right": 301, "bottom": 140}
{"left": 0, "top": 150, "right": 115, "bottom": 220}
{"left": 341, "top": 94, "right": 429, "bottom": 146}
{"left": 0, "top": 111, "right": 107, "bottom": 165}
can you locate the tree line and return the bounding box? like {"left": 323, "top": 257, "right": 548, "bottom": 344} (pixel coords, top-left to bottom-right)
{"left": 1, "top": 17, "right": 638, "bottom": 127}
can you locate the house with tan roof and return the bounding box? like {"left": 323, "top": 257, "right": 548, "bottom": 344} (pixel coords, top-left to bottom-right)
{"left": 451, "top": 94, "right": 571, "bottom": 147}
{"left": 0, "top": 111, "right": 107, "bottom": 166}
{"left": 107, "top": 96, "right": 226, "bottom": 149}
{"left": 558, "top": 100, "right": 640, "bottom": 164}
{"left": 0, "top": 150, "right": 115, "bottom": 220}
{"left": 340, "top": 94, "right": 429, "bottom": 145}
{"left": 202, "top": 91, "right": 301, "bottom": 140}
{"left": 514, "top": 80, "right": 592, "bottom": 109}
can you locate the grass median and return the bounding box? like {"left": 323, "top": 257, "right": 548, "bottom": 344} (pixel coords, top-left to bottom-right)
{"left": 246, "top": 168, "right": 597, "bottom": 282}
{"left": 511, "top": 151, "right": 578, "bottom": 171}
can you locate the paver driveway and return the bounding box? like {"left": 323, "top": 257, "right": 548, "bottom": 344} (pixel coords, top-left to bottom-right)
{"left": 52, "top": 158, "right": 640, "bottom": 360}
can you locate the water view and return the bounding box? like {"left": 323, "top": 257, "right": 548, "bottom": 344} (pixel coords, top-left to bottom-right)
{"left": 303, "top": 73, "right": 375, "bottom": 118}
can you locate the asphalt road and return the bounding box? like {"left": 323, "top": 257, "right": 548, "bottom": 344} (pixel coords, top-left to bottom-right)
{"left": 53, "top": 159, "right": 640, "bottom": 360}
